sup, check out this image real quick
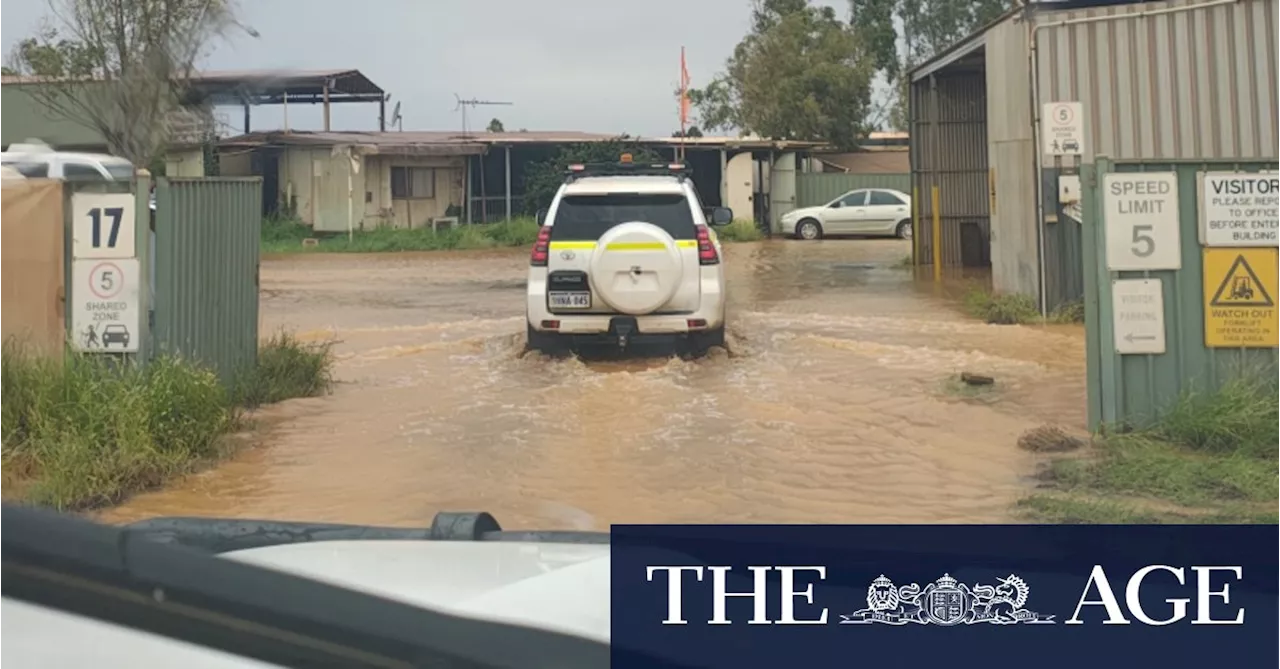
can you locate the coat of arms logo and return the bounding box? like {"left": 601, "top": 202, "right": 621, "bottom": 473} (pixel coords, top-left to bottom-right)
{"left": 840, "top": 573, "right": 1055, "bottom": 626}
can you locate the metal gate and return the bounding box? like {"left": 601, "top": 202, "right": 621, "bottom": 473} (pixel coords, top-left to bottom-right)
{"left": 152, "top": 177, "right": 263, "bottom": 383}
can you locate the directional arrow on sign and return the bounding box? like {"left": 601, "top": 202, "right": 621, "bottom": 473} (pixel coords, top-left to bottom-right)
{"left": 1124, "top": 333, "right": 1157, "bottom": 343}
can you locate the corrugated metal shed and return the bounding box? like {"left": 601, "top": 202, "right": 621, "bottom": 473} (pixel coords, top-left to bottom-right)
{"left": 908, "top": 0, "right": 1278, "bottom": 305}
{"left": 1034, "top": 0, "right": 1278, "bottom": 161}
{"left": 910, "top": 66, "right": 992, "bottom": 270}
{"left": 985, "top": 15, "right": 1041, "bottom": 298}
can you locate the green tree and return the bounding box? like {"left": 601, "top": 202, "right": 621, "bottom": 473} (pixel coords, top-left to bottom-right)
{"left": 849, "top": 0, "right": 1012, "bottom": 130}
{"left": 521, "top": 139, "right": 663, "bottom": 214}
{"left": 689, "top": 0, "right": 875, "bottom": 149}
{"left": 672, "top": 125, "right": 703, "bottom": 138}
{"left": 487, "top": 118, "right": 505, "bottom": 132}
{"left": 5, "top": 0, "right": 255, "bottom": 165}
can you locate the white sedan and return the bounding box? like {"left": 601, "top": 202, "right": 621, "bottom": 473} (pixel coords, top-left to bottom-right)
{"left": 779, "top": 188, "right": 913, "bottom": 240}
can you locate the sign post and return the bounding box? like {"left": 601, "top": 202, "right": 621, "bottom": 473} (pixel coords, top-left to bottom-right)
{"left": 1042, "top": 102, "right": 1084, "bottom": 157}
{"left": 69, "top": 191, "right": 141, "bottom": 354}
{"left": 1103, "top": 172, "right": 1181, "bottom": 271}
{"left": 1197, "top": 172, "right": 1279, "bottom": 247}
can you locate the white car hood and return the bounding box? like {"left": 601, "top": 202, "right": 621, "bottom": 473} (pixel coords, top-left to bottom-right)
{"left": 2, "top": 540, "right": 611, "bottom": 668}
{"left": 784, "top": 205, "right": 826, "bottom": 220}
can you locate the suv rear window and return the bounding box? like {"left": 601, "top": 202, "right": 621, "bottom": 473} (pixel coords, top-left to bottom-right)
{"left": 551, "top": 194, "right": 696, "bottom": 241}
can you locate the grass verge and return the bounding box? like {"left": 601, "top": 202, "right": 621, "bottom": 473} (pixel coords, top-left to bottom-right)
{"left": 963, "top": 289, "right": 1041, "bottom": 324}
{"left": 1019, "top": 376, "right": 1279, "bottom": 524}
{"left": 261, "top": 216, "right": 542, "bottom": 254}
{"left": 1, "top": 335, "right": 334, "bottom": 511}
{"left": 714, "top": 219, "right": 764, "bottom": 242}
{"left": 962, "top": 288, "right": 1086, "bottom": 326}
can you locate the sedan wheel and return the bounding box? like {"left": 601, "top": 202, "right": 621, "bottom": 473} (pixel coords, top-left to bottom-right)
{"left": 797, "top": 220, "right": 821, "bottom": 240}
{"left": 896, "top": 220, "right": 912, "bottom": 240}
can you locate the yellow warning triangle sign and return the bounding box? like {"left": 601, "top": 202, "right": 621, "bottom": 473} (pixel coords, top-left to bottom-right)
{"left": 1209, "top": 254, "right": 1275, "bottom": 308}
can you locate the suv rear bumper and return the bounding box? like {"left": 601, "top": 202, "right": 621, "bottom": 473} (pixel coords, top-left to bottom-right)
{"left": 526, "top": 270, "right": 725, "bottom": 336}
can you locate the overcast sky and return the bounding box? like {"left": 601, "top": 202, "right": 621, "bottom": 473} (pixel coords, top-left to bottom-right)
{"left": 2, "top": 0, "right": 876, "bottom": 137}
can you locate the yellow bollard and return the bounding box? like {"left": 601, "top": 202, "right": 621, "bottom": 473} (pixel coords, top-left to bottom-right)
{"left": 931, "top": 185, "right": 942, "bottom": 282}
{"left": 911, "top": 186, "right": 920, "bottom": 267}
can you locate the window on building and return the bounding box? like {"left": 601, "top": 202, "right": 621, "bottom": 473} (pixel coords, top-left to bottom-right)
{"left": 391, "top": 166, "right": 435, "bottom": 199}
{"left": 62, "top": 162, "right": 109, "bottom": 181}
{"left": 868, "top": 190, "right": 905, "bottom": 206}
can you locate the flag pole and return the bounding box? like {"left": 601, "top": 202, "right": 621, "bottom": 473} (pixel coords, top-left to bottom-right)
{"left": 679, "top": 46, "right": 688, "bottom": 163}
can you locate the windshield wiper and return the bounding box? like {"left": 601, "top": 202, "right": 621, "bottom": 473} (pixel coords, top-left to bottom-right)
{"left": 122, "top": 511, "right": 610, "bottom": 554}
{"left": 0, "top": 504, "right": 652, "bottom": 669}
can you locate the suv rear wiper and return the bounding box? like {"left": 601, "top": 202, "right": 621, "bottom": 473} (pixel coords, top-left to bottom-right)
{"left": 1, "top": 504, "right": 669, "bottom": 669}
{"left": 123, "top": 511, "right": 610, "bottom": 554}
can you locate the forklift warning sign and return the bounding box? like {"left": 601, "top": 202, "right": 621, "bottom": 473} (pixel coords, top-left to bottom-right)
{"left": 1202, "top": 248, "right": 1278, "bottom": 348}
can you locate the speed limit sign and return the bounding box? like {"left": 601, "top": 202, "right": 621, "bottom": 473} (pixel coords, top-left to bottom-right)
{"left": 1042, "top": 101, "right": 1084, "bottom": 156}
{"left": 71, "top": 258, "right": 142, "bottom": 353}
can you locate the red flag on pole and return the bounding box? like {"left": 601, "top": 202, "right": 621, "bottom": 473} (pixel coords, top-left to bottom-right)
{"left": 679, "top": 47, "right": 691, "bottom": 128}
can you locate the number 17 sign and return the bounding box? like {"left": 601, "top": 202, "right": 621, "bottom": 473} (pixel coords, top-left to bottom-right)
{"left": 72, "top": 192, "right": 137, "bottom": 259}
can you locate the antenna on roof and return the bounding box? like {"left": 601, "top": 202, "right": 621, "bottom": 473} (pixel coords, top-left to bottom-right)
{"left": 390, "top": 101, "right": 403, "bottom": 131}
{"left": 453, "top": 94, "right": 513, "bottom": 139}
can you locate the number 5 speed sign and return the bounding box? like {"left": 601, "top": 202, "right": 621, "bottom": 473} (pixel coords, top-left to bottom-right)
{"left": 71, "top": 258, "right": 141, "bottom": 353}
{"left": 72, "top": 192, "right": 137, "bottom": 259}
{"left": 1103, "top": 172, "right": 1182, "bottom": 271}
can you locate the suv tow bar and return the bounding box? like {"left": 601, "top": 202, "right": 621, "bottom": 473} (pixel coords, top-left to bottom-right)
{"left": 609, "top": 316, "right": 638, "bottom": 350}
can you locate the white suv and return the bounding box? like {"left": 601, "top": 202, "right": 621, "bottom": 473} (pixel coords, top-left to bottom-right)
{"left": 0, "top": 140, "right": 136, "bottom": 181}
{"left": 525, "top": 159, "right": 734, "bottom": 356}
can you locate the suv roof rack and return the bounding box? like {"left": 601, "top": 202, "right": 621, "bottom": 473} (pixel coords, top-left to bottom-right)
{"left": 564, "top": 160, "right": 691, "bottom": 183}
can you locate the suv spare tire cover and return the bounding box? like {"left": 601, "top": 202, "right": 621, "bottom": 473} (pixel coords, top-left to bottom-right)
{"left": 589, "top": 221, "right": 685, "bottom": 315}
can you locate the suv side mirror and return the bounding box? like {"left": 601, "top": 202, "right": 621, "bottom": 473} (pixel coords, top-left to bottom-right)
{"left": 535, "top": 208, "right": 548, "bottom": 226}
{"left": 708, "top": 207, "right": 733, "bottom": 226}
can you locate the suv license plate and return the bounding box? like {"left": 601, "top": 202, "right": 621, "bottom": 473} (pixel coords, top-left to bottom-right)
{"left": 549, "top": 292, "right": 590, "bottom": 309}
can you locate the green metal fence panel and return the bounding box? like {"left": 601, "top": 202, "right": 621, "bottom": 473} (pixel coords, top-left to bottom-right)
{"left": 795, "top": 173, "right": 911, "bottom": 208}
{"left": 153, "top": 177, "right": 262, "bottom": 384}
{"left": 1084, "top": 158, "right": 1279, "bottom": 431}
{"left": 1042, "top": 168, "right": 1085, "bottom": 312}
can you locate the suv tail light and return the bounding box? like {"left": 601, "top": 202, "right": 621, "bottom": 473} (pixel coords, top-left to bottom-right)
{"left": 696, "top": 225, "right": 719, "bottom": 265}
{"left": 530, "top": 225, "right": 552, "bottom": 266}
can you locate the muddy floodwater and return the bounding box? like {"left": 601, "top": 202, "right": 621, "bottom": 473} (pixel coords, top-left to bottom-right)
{"left": 102, "top": 239, "right": 1086, "bottom": 528}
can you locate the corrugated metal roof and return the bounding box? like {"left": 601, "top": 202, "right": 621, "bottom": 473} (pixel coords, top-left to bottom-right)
{"left": 189, "top": 68, "right": 384, "bottom": 96}
{"left": 907, "top": 0, "right": 1170, "bottom": 81}
{"left": 3, "top": 68, "right": 385, "bottom": 98}
{"left": 219, "top": 130, "right": 830, "bottom": 151}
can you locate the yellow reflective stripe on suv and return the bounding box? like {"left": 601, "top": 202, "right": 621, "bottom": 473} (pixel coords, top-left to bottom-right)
{"left": 548, "top": 241, "right": 699, "bottom": 250}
